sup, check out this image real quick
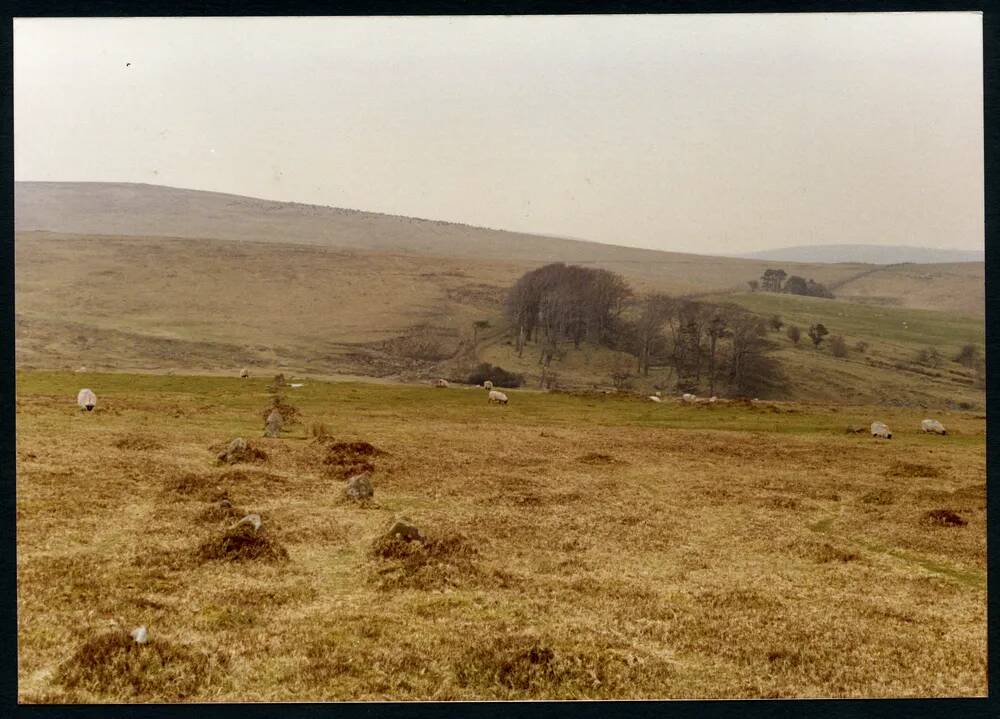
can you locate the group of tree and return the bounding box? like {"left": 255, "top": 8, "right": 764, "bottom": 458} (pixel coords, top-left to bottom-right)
{"left": 504, "top": 263, "right": 632, "bottom": 368}
{"left": 504, "top": 263, "right": 785, "bottom": 397}
{"left": 749, "top": 268, "right": 834, "bottom": 299}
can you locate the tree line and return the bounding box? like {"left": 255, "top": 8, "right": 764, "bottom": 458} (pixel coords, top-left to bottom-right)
{"left": 504, "top": 263, "right": 785, "bottom": 397}
{"left": 749, "top": 268, "right": 834, "bottom": 299}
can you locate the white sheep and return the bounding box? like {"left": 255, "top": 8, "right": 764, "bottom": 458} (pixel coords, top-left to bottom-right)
{"left": 871, "top": 421, "right": 892, "bottom": 439}
{"left": 77, "top": 388, "right": 97, "bottom": 412}
{"left": 488, "top": 390, "right": 509, "bottom": 405}
{"left": 435, "top": 379, "right": 449, "bottom": 388}
{"left": 682, "top": 393, "right": 697, "bottom": 403}
{"left": 648, "top": 396, "right": 662, "bottom": 403}
{"left": 921, "top": 419, "right": 947, "bottom": 435}
{"left": 240, "top": 368, "right": 249, "bottom": 378}
{"left": 483, "top": 380, "right": 494, "bottom": 390}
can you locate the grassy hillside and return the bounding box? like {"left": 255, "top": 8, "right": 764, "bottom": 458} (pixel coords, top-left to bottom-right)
{"left": 831, "top": 262, "right": 985, "bottom": 317}
{"left": 16, "top": 371, "right": 986, "bottom": 701}
{"left": 16, "top": 231, "right": 985, "bottom": 408}
{"left": 15, "top": 182, "right": 876, "bottom": 295}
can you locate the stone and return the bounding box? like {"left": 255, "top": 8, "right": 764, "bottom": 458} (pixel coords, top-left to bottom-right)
{"left": 386, "top": 517, "right": 423, "bottom": 542}
{"left": 264, "top": 409, "right": 283, "bottom": 438}
{"left": 346, "top": 472, "right": 374, "bottom": 500}
{"left": 131, "top": 625, "right": 148, "bottom": 644}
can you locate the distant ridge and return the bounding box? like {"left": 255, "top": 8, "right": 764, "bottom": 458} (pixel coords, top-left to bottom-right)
{"left": 738, "top": 244, "right": 983, "bottom": 265}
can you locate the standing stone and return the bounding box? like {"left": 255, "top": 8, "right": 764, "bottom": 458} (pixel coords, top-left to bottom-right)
{"left": 386, "top": 517, "right": 423, "bottom": 542}
{"left": 264, "top": 409, "right": 283, "bottom": 438}
{"left": 346, "top": 472, "right": 374, "bottom": 499}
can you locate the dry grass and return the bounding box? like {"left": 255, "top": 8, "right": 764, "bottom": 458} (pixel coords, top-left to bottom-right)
{"left": 15, "top": 371, "right": 986, "bottom": 701}
{"left": 197, "top": 523, "right": 289, "bottom": 563}
{"left": 54, "top": 630, "right": 227, "bottom": 701}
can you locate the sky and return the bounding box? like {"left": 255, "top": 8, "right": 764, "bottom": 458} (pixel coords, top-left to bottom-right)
{"left": 14, "top": 13, "right": 984, "bottom": 254}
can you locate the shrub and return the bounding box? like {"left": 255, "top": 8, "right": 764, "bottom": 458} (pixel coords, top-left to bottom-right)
{"left": 954, "top": 344, "right": 982, "bottom": 368}
{"left": 768, "top": 314, "right": 784, "bottom": 332}
{"left": 467, "top": 363, "right": 524, "bottom": 388}
{"left": 786, "top": 325, "right": 801, "bottom": 345}
{"left": 829, "top": 335, "right": 848, "bottom": 358}
{"left": 808, "top": 323, "right": 829, "bottom": 348}
{"left": 854, "top": 340, "right": 869, "bottom": 354}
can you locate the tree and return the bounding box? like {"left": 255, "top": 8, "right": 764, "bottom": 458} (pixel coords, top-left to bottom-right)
{"left": 954, "top": 344, "right": 982, "bottom": 369}
{"left": 629, "top": 293, "right": 674, "bottom": 376}
{"left": 808, "top": 323, "right": 829, "bottom": 348}
{"left": 760, "top": 268, "right": 787, "bottom": 293}
{"left": 724, "top": 311, "right": 786, "bottom": 396}
{"left": 783, "top": 275, "right": 809, "bottom": 295}
{"left": 786, "top": 325, "right": 801, "bottom": 345}
{"left": 768, "top": 314, "right": 784, "bottom": 332}
{"left": 916, "top": 347, "right": 943, "bottom": 368}
{"left": 829, "top": 335, "right": 848, "bottom": 358}
{"left": 748, "top": 280, "right": 760, "bottom": 292}
{"left": 706, "top": 311, "right": 731, "bottom": 395}
{"left": 806, "top": 279, "right": 835, "bottom": 299}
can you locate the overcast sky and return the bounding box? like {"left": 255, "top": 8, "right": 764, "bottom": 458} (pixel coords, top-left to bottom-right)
{"left": 14, "top": 13, "right": 984, "bottom": 254}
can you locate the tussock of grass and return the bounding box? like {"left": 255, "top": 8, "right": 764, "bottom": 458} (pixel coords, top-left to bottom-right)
{"left": 922, "top": 509, "right": 967, "bottom": 527}
{"left": 318, "top": 440, "right": 385, "bottom": 479}
{"left": 56, "top": 630, "right": 226, "bottom": 700}
{"left": 369, "top": 531, "right": 489, "bottom": 591}
{"left": 197, "top": 523, "right": 289, "bottom": 563}
{"left": 453, "top": 633, "right": 675, "bottom": 698}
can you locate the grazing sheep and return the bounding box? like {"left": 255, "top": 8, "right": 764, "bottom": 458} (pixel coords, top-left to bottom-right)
{"left": 76, "top": 388, "right": 97, "bottom": 412}
{"left": 682, "top": 393, "right": 697, "bottom": 403}
{"left": 435, "top": 379, "right": 449, "bottom": 388}
{"left": 240, "top": 368, "right": 249, "bottom": 378}
{"left": 871, "top": 421, "right": 892, "bottom": 439}
{"left": 483, "top": 380, "right": 494, "bottom": 390}
{"left": 921, "top": 419, "right": 947, "bottom": 435}
{"left": 648, "top": 396, "right": 662, "bottom": 403}
{"left": 709, "top": 396, "right": 718, "bottom": 404}
{"left": 290, "top": 383, "right": 304, "bottom": 388}
{"left": 488, "top": 390, "right": 509, "bottom": 405}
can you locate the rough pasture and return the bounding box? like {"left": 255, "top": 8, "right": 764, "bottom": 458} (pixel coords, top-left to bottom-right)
{"left": 15, "top": 371, "right": 986, "bottom": 701}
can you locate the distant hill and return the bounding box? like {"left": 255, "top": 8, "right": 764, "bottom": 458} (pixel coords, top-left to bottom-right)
{"left": 740, "top": 244, "right": 983, "bottom": 265}
{"left": 14, "top": 181, "right": 868, "bottom": 296}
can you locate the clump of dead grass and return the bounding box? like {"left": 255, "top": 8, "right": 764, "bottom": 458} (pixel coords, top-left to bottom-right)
{"left": 318, "top": 440, "right": 385, "bottom": 479}
{"left": 921, "top": 509, "right": 967, "bottom": 527}
{"left": 55, "top": 629, "right": 226, "bottom": 700}
{"left": 788, "top": 540, "right": 862, "bottom": 564}
{"left": 453, "top": 633, "right": 675, "bottom": 698}
{"left": 163, "top": 473, "right": 229, "bottom": 502}
{"left": 112, "top": 433, "right": 164, "bottom": 451}
{"left": 368, "top": 530, "right": 486, "bottom": 591}
{"left": 214, "top": 439, "right": 269, "bottom": 465}
{"left": 884, "top": 461, "right": 942, "bottom": 479}
{"left": 197, "top": 522, "right": 289, "bottom": 563}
